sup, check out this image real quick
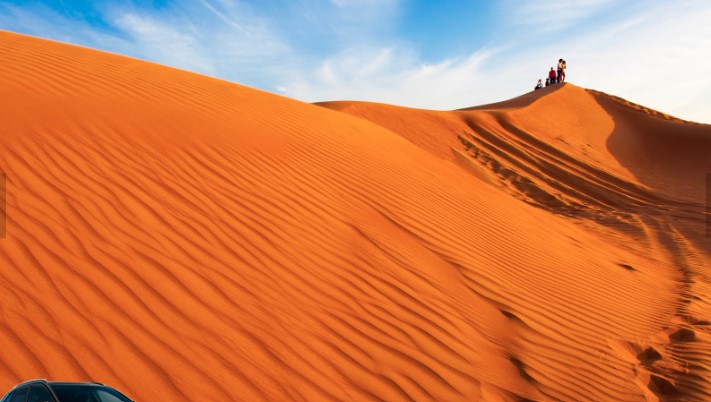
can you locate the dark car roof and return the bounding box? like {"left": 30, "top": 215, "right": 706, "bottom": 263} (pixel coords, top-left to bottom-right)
{"left": 10, "top": 380, "right": 107, "bottom": 389}
{"left": 17, "top": 378, "right": 104, "bottom": 386}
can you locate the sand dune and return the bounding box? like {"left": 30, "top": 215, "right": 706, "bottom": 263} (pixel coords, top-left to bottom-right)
{"left": 1, "top": 31, "right": 710, "bottom": 401}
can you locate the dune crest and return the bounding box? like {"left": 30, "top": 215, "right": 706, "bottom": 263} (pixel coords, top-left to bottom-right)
{"left": 1, "top": 31, "right": 710, "bottom": 401}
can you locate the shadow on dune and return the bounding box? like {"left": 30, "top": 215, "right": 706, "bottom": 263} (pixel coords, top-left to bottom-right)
{"left": 593, "top": 90, "right": 711, "bottom": 255}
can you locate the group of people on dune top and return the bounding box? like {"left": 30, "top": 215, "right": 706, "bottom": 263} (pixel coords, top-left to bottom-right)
{"left": 535, "top": 58, "right": 567, "bottom": 90}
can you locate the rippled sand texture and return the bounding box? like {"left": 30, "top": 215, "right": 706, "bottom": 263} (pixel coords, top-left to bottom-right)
{"left": 1, "top": 31, "right": 710, "bottom": 401}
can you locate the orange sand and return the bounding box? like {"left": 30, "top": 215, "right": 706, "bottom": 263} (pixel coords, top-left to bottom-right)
{"left": 1, "top": 31, "right": 710, "bottom": 401}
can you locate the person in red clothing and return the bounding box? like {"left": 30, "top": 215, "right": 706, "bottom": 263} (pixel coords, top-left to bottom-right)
{"left": 548, "top": 67, "right": 557, "bottom": 85}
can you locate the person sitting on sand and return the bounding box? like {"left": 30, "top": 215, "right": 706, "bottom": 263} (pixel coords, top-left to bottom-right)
{"left": 535, "top": 79, "right": 543, "bottom": 90}
{"left": 548, "top": 68, "right": 557, "bottom": 85}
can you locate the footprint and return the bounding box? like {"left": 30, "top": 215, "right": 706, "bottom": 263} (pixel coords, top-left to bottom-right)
{"left": 617, "top": 263, "right": 636, "bottom": 271}
{"left": 686, "top": 316, "right": 710, "bottom": 326}
{"left": 668, "top": 328, "right": 695, "bottom": 343}
{"left": 499, "top": 309, "right": 523, "bottom": 322}
{"left": 648, "top": 374, "right": 678, "bottom": 396}
{"left": 636, "top": 347, "right": 662, "bottom": 364}
{"left": 509, "top": 356, "right": 535, "bottom": 383}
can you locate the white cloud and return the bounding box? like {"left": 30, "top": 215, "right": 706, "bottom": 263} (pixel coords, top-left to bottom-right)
{"left": 500, "top": 0, "right": 615, "bottom": 33}
{"left": 112, "top": 13, "right": 216, "bottom": 75}
{"left": 200, "top": 0, "right": 252, "bottom": 35}
{"left": 278, "top": 45, "right": 501, "bottom": 109}
{"left": 329, "top": 0, "right": 400, "bottom": 14}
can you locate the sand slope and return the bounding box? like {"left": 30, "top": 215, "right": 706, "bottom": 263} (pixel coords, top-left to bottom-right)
{"left": 1, "top": 31, "right": 710, "bottom": 401}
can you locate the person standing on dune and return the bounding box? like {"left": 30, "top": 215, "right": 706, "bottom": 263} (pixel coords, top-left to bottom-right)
{"left": 557, "top": 59, "right": 566, "bottom": 83}
{"left": 548, "top": 67, "right": 557, "bottom": 85}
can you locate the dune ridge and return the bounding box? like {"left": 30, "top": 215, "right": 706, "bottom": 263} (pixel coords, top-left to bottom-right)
{"left": 1, "top": 31, "right": 710, "bottom": 401}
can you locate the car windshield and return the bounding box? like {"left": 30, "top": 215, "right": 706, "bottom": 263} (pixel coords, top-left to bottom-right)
{"left": 48, "top": 385, "right": 132, "bottom": 402}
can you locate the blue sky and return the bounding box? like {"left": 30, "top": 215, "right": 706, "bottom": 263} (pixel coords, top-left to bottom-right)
{"left": 1, "top": 0, "right": 710, "bottom": 123}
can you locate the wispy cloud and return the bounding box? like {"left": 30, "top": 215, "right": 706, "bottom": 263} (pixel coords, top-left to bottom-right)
{"left": 111, "top": 12, "right": 216, "bottom": 75}
{"left": 278, "top": 45, "right": 501, "bottom": 109}
{"left": 328, "top": 0, "right": 401, "bottom": 19}
{"left": 103, "top": 1, "right": 291, "bottom": 85}
{"left": 502, "top": 0, "right": 615, "bottom": 32}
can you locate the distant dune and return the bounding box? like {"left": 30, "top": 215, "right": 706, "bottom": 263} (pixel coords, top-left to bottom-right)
{"left": 1, "top": 31, "right": 710, "bottom": 401}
